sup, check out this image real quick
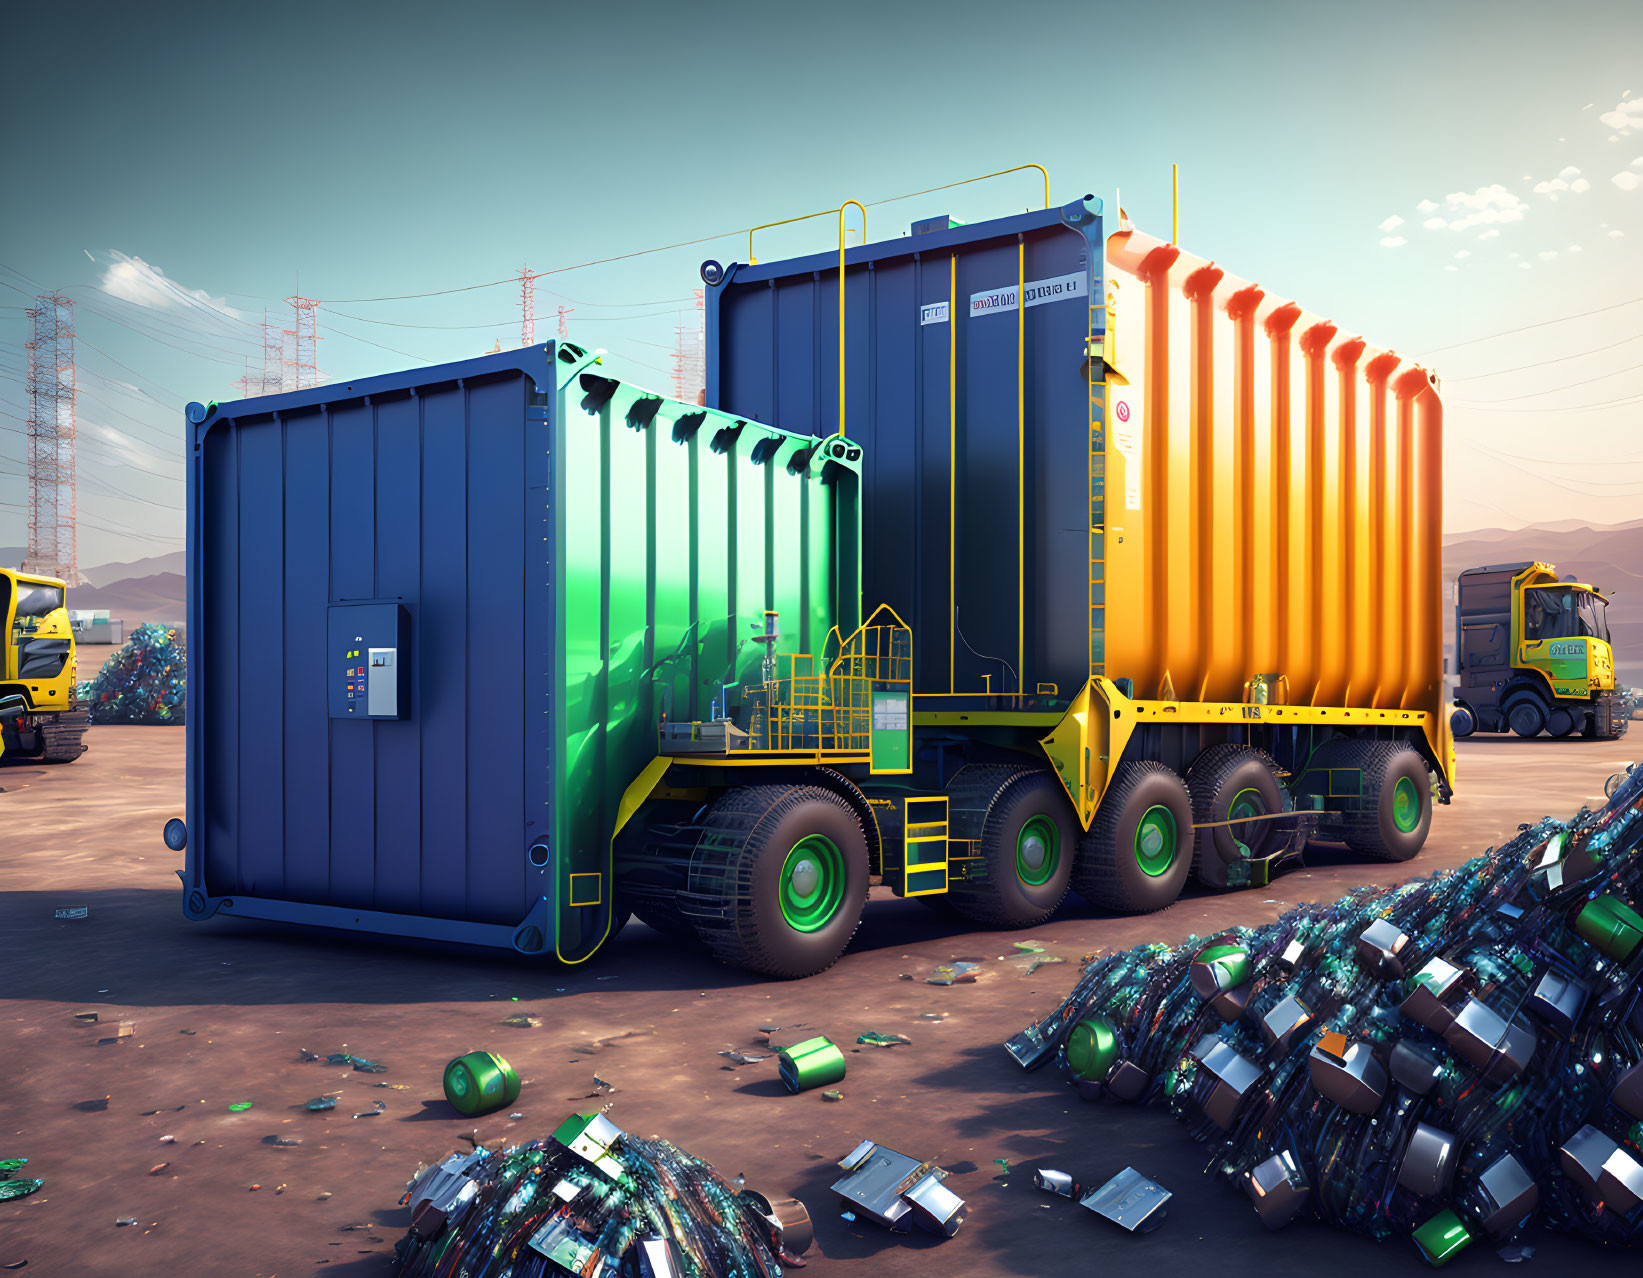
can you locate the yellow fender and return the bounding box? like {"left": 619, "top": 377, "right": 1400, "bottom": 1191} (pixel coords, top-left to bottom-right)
{"left": 1038, "top": 678, "right": 1139, "bottom": 832}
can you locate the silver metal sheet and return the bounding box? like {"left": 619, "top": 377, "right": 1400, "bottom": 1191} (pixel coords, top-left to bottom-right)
{"left": 903, "top": 1172, "right": 967, "bottom": 1236}
{"left": 1079, "top": 1166, "right": 1171, "bottom": 1232}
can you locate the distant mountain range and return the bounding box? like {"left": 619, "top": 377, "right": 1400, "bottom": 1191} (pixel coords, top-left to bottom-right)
{"left": 69, "top": 572, "right": 187, "bottom": 628}
{"left": 1443, "top": 519, "right": 1643, "bottom": 680}
{"left": 7, "top": 521, "right": 1643, "bottom": 680}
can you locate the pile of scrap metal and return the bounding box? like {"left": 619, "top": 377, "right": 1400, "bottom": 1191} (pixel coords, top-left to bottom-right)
{"left": 393, "top": 1112, "right": 812, "bottom": 1277}
{"left": 1006, "top": 763, "right": 1643, "bottom": 1265}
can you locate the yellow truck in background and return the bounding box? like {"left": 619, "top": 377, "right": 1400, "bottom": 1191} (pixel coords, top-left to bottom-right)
{"left": 0, "top": 567, "right": 90, "bottom": 763}
{"left": 1451, "top": 560, "right": 1627, "bottom": 739}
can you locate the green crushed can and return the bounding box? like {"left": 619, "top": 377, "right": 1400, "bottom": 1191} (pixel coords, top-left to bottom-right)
{"left": 443, "top": 1050, "right": 521, "bottom": 1116}
{"left": 778, "top": 1035, "right": 846, "bottom": 1093}
{"left": 1574, "top": 894, "right": 1643, "bottom": 961}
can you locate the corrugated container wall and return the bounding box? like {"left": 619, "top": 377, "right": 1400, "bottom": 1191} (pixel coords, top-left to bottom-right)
{"left": 706, "top": 197, "right": 1443, "bottom": 719}
{"left": 183, "top": 346, "right": 859, "bottom": 960}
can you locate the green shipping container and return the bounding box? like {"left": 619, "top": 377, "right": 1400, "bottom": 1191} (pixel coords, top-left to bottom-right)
{"left": 182, "top": 344, "right": 862, "bottom": 965}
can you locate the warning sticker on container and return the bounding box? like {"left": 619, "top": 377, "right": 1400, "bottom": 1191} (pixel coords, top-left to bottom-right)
{"left": 1109, "top": 385, "right": 1143, "bottom": 510}
{"left": 920, "top": 301, "right": 950, "bottom": 326}
{"left": 968, "top": 271, "right": 1087, "bottom": 319}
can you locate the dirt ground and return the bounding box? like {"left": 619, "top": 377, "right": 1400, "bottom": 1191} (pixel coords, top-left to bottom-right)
{"left": 2, "top": 730, "right": 1638, "bottom": 1277}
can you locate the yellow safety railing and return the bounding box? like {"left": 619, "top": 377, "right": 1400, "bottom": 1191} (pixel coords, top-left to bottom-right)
{"left": 739, "top": 606, "right": 912, "bottom": 756}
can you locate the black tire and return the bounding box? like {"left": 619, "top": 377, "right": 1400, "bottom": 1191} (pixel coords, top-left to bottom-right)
{"left": 1545, "top": 704, "right": 1578, "bottom": 738}
{"left": 943, "top": 770, "right": 1075, "bottom": 928}
{"left": 1334, "top": 741, "right": 1432, "bottom": 862}
{"left": 1072, "top": 761, "right": 1193, "bottom": 913}
{"left": 686, "top": 785, "right": 869, "bottom": 979}
{"left": 1506, "top": 694, "right": 1545, "bottom": 739}
{"left": 1450, "top": 705, "right": 1476, "bottom": 739}
{"left": 1187, "top": 744, "right": 1284, "bottom": 885}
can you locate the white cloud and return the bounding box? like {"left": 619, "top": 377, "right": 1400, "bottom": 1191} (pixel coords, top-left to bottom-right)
{"left": 1600, "top": 96, "right": 1643, "bottom": 134}
{"left": 1533, "top": 178, "right": 1568, "bottom": 197}
{"left": 1478, "top": 228, "right": 1502, "bottom": 241}
{"left": 1558, "top": 164, "right": 1582, "bottom": 179}
{"left": 1571, "top": 177, "right": 1591, "bottom": 192}
{"left": 1378, "top": 214, "right": 1406, "bottom": 233}
{"left": 1568, "top": 244, "right": 1583, "bottom": 253}
{"left": 1611, "top": 228, "right": 1627, "bottom": 239}
{"left": 1614, "top": 170, "right": 1641, "bottom": 191}
{"left": 1417, "top": 199, "right": 1439, "bottom": 215}
{"left": 1427, "top": 184, "right": 1529, "bottom": 231}
{"left": 1423, "top": 216, "right": 1448, "bottom": 229}
{"left": 1444, "top": 265, "right": 1458, "bottom": 272}
{"left": 1539, "top": 249, "right": 1559, "bottom": 261}
{"left": 101, "top": 251, "right": 238, "bottom": 315}
{"left": 1519, "top": 262, "right": 1532, "bottom": 270}
{"left": 1454, "top": 250, "right": 1471, "bottom": 259}
{"left": 1633, "top": 155, "right": 1643, "bottom": 168}
{"left": 1379, "top": 234, "right": 1408, "bottom": 248}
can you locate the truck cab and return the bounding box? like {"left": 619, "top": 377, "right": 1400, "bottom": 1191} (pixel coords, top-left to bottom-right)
{"left": 1453, "top": 561, "right": 1626, "bottom": 739}
{"left": 0, "top": 567, "right": 90, "bottom": 763}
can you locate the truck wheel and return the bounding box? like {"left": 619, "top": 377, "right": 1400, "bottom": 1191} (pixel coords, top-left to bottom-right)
{"left": 1545, "top": 705, "right": 1577, "bottom": 738}
{"left": 1187, "top": 744, "right": 1284, "bottom": 884}
{"left": 687, "top": 785, "right": 868, "bottom": 979}
{"left": 1073, "top": 761, "right": 1193, "bottom": 913}
{"left": 1336, "top": 741, "right": 1431, "bottom": 862}
{"left": 944, "top": 770, "right": 1075, "bottom": 928}
{"left": 1505, "top": 695, "right": 1545, "bottom": 738}
{"left": 1450, "top": 705, "right": 1476, "bottom": 739}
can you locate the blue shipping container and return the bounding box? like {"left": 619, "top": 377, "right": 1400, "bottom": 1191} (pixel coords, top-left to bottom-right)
{"left": 704, "top": 197, "right": 1105, "bottom": 703}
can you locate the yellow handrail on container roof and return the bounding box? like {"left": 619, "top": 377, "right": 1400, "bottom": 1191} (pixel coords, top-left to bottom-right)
{"left": 741, "top": 166, "right": 1052, "bottom": 440}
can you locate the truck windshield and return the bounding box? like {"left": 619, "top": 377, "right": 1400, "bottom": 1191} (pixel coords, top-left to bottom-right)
{"left": 1576, "top": 591, "right": 1610, "bottom": 643}
{"left": 14, "top": 582, "right": 65, "bottom": 618}
{"left": 1526, "top": 587, "right": 1608, "bottom": 642}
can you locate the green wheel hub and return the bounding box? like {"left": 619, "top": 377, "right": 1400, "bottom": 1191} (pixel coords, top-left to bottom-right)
{"left": 779, "top": 834, "right": 845, "bottom": 932}
{"left": 1133, "top": 805, "right": 1178, "bottom": 877}
{"left": 1016, "top": 814, "right": 1060, "bottom": 886}
{"left": 1391, "top": 776, "right": 1422, "bottom": 834}
{"left": 1228, "top": 786, "right": 1267, "bottom": 852}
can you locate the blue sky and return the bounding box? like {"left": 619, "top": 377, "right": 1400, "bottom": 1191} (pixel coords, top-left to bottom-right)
{"left": 2, "top": 0, "right": 1640, "bottom": 566}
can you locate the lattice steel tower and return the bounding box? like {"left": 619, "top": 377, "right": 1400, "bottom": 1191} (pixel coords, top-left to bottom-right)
{"left": 21, "top": 293, "right": 80, "bottom": 585}
{"left": 283, "top": 295, "right": 321, "bottom": 390}
{"left": 518, "top": 264, "right": 543, "bottom": 348}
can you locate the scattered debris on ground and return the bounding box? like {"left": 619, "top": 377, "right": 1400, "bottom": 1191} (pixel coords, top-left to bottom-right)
{"left": 776, "top": 1035, "right": 846, "bottom": 1093}
{"left": 0, "top": 1159, "right": 42, "bottom": 1203}
{"left": 442, "top": 1051, "right": 520, "bottom": 1117}
{"left": 926, "top": 961, "right": 982, "bottom": 985}
{"left": 831, "top": 1139, "right": 967, "bottom": 1237}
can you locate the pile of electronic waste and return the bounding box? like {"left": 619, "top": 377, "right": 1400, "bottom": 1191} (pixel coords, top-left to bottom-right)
{"left": 1007, "top": 764, "right": 1643, "bottom": 1264}
{"left": 393, "top": 1111, "right": 811, "bottom": 1277}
